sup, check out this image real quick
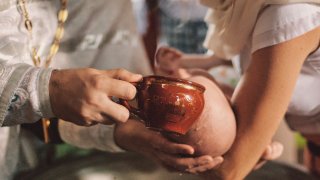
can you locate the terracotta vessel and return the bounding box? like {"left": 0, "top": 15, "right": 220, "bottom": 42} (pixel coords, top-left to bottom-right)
{"left": 121, "top": 75, "right": 205, "bottom": 135}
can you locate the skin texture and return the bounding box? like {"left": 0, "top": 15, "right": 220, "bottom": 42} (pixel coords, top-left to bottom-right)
{"left": 167, "top": 75, "right": 236, "bottom": 158}
{"left": 215, "top": 27, "right": 320, "bottom": 180}
{"left": 49, "top": 68, "right": 142, "bottom": 126}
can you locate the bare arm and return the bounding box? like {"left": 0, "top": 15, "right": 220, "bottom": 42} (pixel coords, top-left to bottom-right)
{"left": 216, "top": 27, "right": 320, "bottom": 179}
{"left": 180, "top": 54, "right": 232, "bottom": 70}
{"left": 155, "top": 46, "right": 231, "bottom": 75}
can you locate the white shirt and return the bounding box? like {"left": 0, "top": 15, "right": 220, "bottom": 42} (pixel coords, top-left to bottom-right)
{"left": 235, "top": 3, "right": 320, "bottom": 134}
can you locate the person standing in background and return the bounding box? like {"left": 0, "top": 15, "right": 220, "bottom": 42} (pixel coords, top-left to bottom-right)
{"left": 159, "top": 0, "right": 208, "bottom": 54}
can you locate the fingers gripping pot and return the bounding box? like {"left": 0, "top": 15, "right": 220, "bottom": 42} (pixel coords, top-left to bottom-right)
{"left": 121, "top": 76, "right": 205, "bottom": 135}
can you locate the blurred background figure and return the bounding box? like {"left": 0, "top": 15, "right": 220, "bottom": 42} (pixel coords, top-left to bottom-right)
{"left": 131, "top": 0, "right": 209, "bottom": 70}
{"left": 159, "top": 0, "right": 208, "bottom": 54}
{"left": 131, "top": 0, "right": 159, "bottom": 71}
{"left": 131, "top": 0, "right": 149, "bottom": 35}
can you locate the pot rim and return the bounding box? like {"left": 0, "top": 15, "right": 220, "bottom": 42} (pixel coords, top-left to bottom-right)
{"left": 142, "top": 75, "right": 206, "bottom": 92}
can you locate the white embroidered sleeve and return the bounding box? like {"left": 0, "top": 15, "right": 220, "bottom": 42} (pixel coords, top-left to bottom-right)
{"left": 0, "top": 61, "right": 54, "bottom": 126}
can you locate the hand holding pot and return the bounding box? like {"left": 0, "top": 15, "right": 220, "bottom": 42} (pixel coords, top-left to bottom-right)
{"left": 49, "top": 68, "right": 142, "bottom": 126}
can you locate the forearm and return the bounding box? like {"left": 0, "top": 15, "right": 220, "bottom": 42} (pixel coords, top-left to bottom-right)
{"left": 221, "top": 71, "right": 300, "bottom": 178}
{"left": 219, "top": 119, "right": 282, "bottom": 179}
{"left": 218, "top": 85, "right": 294, "bottom": 179}
{"left": 180, "top": 54, "right": 230, "bottom": 70}
{"left": 217, "top": 28, "right": 319, "bottom": 179}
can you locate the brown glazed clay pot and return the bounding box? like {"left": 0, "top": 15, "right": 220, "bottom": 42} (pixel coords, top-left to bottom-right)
{"left": 121, "top": 75, "right": 205, "bottom": 135}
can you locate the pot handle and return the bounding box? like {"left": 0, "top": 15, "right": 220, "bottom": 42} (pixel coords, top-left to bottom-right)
{"left": 119, "top": 99, "right": 143, "bottom": 119}
{"left": 119, "top": 82, "right": 144, "bottom": 119}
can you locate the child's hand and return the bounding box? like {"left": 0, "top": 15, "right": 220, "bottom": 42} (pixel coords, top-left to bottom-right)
{"left": 155, "top": 46, "right": 183, "bottom": 76}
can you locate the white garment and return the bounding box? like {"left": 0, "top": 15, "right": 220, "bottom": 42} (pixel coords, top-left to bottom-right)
{"left": 235, "top": 3, "right": 320, "bottom": 134}
{"left": 131, "top": 0, "right": 148, "bottom": 34}
{"left": 200, "top": 0, "right": 320, "bottom": 59}
{"left": 0, "top": 0, "right": 152, "bottom": 179}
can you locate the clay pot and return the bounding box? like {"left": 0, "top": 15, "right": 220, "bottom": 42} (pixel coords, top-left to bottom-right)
{"left": 121, "top": 75, "right": 205, "bottom": 135}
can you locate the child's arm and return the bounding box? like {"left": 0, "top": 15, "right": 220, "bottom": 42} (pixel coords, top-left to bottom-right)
{"left": 215, "top": 27, "right": 320, "bottom": 180}
{"left": 180, "top": 54, "right": 232, "bottom": 70}
{"left": 155, "top": 46, "right": 231, "bottom": 73}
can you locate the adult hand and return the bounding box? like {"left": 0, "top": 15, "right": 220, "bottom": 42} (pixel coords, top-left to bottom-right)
{"left": 114, "top": 120, "right": 224, "bottom": 174}
{"left": 49, "top": 68, "right": 142, "bottom": 126}
{"left": 155, "top": 46, "right": 183, "bottom": 76}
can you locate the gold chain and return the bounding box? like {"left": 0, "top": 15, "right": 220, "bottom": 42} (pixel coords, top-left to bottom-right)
{"left": 18, "top": 0, "right": 68, "bottom": 143}
{"left": 18, "top": 0, "right": 68, "bottom": 68}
